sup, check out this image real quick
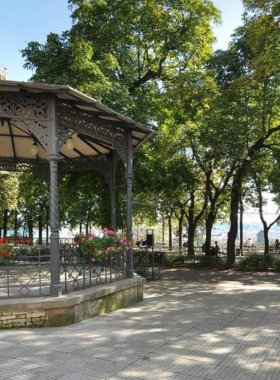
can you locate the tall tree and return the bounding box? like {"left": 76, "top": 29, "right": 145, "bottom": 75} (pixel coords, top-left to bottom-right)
{"left": 208, "top": 10, "right": 280, "bottom": 266}
{"left": 22, "top": 0, "right": 220, "bottom": 120}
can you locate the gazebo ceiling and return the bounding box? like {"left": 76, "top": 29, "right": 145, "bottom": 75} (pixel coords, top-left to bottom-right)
{"left": 0, "top": 119, "right": 113, "bottom": 161}
{"left": 0, "top": 80, "right": 153, "bottom": 162}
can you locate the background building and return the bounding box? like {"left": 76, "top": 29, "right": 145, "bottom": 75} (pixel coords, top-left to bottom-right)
{"left": 0, "top": 65, "right": 8, "bottom": 80}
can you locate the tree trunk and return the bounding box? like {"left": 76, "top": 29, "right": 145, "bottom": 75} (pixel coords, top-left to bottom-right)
{"left": 227, "top": 177, "right": 240, "bottom": 268}
{"left": 239, "top": 196, "right": 243, "bottom": 255}
{"left": 263, "top": 224, "right": 269, "bottom": 254}
{"left": 38, "top": 210, "right": 43, "bottom": 245}
{"left": 178, "top": 209, "right": 184, "bottom": 248}
{"left": 28, "top": 219, "right": 33, "bottom": 239}
{"left": 162, "top": 216, "right": 165, "bottom": 246}
{"left": 3, "top": 209, "right": 8, "bottom": 237}
{"left": 187, "top": 193, "right": 196, "bottom": 257}
{"left": 188, "top": 221, "right": 195, "bottom": 257}
{"left": 186, "top": 190, "right": 207, "bottom": 257}
{"left": 205, "top": 212, "right": 215, "bottom": 256}
{"left": 14, "top": 210, "right": 18, "bottom": 239}
{"left": 168, "top": 215, "right": 172, "bottom": 249}
{"left": 46, "top": 222, "right": 49, "bottom": 245}
{"left": 256, "top": 184, "right": 270, "bottom": 255}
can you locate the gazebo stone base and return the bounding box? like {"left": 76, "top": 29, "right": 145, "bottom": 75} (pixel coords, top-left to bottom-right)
{"left": 0, "top": 276, "right": 145, "bottom": 328}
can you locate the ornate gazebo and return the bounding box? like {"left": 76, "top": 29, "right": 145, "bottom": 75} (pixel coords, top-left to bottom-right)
{"left": 0, "top": 80, "right": 153, "bottom": 297}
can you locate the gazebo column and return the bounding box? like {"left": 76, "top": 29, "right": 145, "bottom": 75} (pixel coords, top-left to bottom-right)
{"left": 109, "top": 151, "right": 117, "bottom": 231}
{"left": 126, "top": 129, "right": 134, "bottom": 278}
{"left": 48, "top": 97, "right": 62, "bottom": 297}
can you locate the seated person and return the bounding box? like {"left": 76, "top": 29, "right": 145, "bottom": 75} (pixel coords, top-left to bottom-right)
{"left": 214, "top": 241, "right": 220, "bottom": 254}
{"left": 141, "top": 240, "right": 147, "bottom": 247}
{"left": 210, "top": 246, "right": 218, "bottom": 256}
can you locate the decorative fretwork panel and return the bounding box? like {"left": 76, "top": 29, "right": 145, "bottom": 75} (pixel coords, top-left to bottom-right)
{"left": 59, "top": 155, "right": 111, "bottom": 182}
{"left": 17, "top": 119, "right": 48, "bottom": 151}
{"left": 0, "top": 95, "right": 13, "bottom": 117}
{"left": 0, "top": 95, "right": 129, "bottom": 165}
{"left": 78, "top": 112, "right": 126, "bottom": 145}
{"left": 57, "top": 102, "right": 77, "bottom": 149}
{"left": 57, "top": 101, "right": 127, "bottom": 150}
{"left": 0, "top": 156, "right": 111, "bottom": 183}
{"left": 0, "top": 94, "right": 48, "bottom": 120}
{"left": 0, "top": 158, "right": 48, "bottom": 173}
{"left": 15, "top": 95, "right": 48, "bottom": 119}
{"left": 0, "top": 94, "right": 49, "bottom": 152}
{"left": 115, "top": 145, "right": 128, "bottom": 166}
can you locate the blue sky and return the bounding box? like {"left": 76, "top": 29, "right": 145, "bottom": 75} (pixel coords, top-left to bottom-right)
{"left": 1, "top": 0, "right": 244, "bottom": 81}
{"left": 212, "top": 0, "right": 244, "bottom": 50}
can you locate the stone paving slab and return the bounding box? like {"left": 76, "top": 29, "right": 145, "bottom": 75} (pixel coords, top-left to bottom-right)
{"left": 1, "top": 268, "right": 280, "bottom": 379}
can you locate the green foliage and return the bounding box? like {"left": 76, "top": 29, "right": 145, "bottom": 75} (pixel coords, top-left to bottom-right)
{"left": 17, "top": 173, "right": 50, "bottom": 233}
{"left": 59, "top": 171, "right": 112, "bottom": 230}
{"left": 235, "top": 254, "right": 277, "bottom": 270}
{"left": 9, "top": 246, "right": 51, "bottom": 258}
{"left": 0, "top": 172, "right": 19, "bottom": 210}
{"left": 22, "top": 0, "right": 220, "bottom": 119}
{"left": 188, "top": 255, "right": 226, "bottom": 268}
{"left": 0, "top": 255, "right": 10, "bottom": 266}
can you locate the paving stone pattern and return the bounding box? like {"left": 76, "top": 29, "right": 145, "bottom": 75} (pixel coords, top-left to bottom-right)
{"left": 0, "top": 268, "right": 280, "bottom": 379}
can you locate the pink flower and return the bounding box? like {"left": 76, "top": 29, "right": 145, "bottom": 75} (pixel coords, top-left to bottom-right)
{"left": 91, "top": 258, "right": 96, "bottom": 262}
{"left": 106, "top": 230, "right": 117, "bottom": 236}
{"left": 98, "top": 250, "right": 102, "bottom": 254}
{"left": 111, "top": 256, "right": 115, "bottom": 260}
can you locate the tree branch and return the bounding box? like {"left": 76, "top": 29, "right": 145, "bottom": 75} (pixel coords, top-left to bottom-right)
{"left": 129, "top": 55, "right": 167, "bottom": 91}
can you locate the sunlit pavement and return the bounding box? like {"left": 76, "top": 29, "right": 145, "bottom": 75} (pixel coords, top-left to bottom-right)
{"left": 1, "top": 268, "right": 280, "bottom": 380}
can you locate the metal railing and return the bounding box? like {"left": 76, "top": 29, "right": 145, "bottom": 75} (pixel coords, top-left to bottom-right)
{"left": 0, "top": 243, "right": 127, "bottom": 298}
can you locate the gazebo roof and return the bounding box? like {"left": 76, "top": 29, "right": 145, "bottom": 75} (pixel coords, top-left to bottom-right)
{"left": 0, "top": 80, "right": 153, "bottom": 163}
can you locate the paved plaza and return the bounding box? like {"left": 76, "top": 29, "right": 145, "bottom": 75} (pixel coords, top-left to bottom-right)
{"left": 1, "top": 268, "right": 280, "bottom": 379}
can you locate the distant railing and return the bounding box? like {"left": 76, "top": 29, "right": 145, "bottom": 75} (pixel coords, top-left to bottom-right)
{"left": 0, "top": 237, "right": 33, "bottom": 245}
{"left": 0, "top": 243, "right": 127, "bottom": 298}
